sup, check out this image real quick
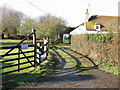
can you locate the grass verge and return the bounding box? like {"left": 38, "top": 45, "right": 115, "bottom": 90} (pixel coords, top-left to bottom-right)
{"left": 94, "top": 59, "right": 119, "bottom": 75}
{"left": 56, "top": 49, "right": 85, "bottom": 71}
{"left": 51, "top": 43, "right": 70, "bottom": 47}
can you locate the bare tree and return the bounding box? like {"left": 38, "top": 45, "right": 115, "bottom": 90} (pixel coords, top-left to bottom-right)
{"left": 0, "top": 7, "right": 2, "bottom": 38}
{"left": 0, "top": 6, "right": 23, "bottom": 38}
{"left": 35, "top": 14, "right": 66, "bottom": 41}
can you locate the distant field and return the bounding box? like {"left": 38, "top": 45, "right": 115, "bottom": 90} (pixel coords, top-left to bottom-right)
{"left": 0, "top": 39, "right": 42, "bottom": 47}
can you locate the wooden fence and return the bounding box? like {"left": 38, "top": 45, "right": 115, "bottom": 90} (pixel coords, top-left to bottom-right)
{"left": 0, "top": 29, "right": 49, "bottom": 75}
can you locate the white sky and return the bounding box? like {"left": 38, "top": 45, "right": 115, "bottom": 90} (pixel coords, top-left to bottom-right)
{"left": 0, "top": 0, "right": 119, "bottom": 27}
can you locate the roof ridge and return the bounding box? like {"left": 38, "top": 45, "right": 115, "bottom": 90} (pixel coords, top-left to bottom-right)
{"left": 92, "top": 15, "right": 119, "bottom": 17}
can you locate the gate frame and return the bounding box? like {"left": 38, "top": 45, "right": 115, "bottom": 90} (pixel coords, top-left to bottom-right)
{"left": 0, "top": 28, "right": 49, "bottom": 75}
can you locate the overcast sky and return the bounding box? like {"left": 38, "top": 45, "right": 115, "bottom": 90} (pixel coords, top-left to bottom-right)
{"left": 0, "top": 0, "right": 119, "bottom": 27}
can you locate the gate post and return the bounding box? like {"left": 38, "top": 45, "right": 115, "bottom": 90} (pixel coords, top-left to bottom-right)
{"left": 18, "top": 48, "right": 20, "bottom": 72}
{"left": 32, "top": 28, "right": 37, "bottom": 68}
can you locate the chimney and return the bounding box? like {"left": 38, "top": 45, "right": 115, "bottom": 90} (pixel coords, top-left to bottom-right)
{"left": 84, "top": 9, "right": 89, "bottom": 29}
{"left": 86, "top": 9, "right": 88, "bottom": 13}
{"left": 85, "top": 9, "right": 89, "bottom": 22}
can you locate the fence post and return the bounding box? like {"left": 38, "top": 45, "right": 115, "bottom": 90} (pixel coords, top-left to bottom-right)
{"left": 37, "top": 43, "right": 41, "bottom": 65}
{"left": 32, "top": 28, "right": 37, "bottom": 68}
{"left": 44, "top": 39, "right": 47, "bottom": 59}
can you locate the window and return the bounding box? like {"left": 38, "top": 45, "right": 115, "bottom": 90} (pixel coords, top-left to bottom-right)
{"left": 94, "top": 25, "right": 101, "bottom": 31}
{"left": 96, "top": 26, "right": 99, "bottom": 29}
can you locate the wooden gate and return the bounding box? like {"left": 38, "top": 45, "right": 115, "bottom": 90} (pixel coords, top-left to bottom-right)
{"left": 0, "top": 29, "right": 49, "bottom": 75}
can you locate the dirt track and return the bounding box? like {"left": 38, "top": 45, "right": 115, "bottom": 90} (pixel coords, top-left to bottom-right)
{"left": 17, "top": 46, "right": 119, "bottom": 88}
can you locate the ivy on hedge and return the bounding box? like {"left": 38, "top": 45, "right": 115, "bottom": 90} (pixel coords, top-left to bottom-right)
{"left": 87, "top": 33, "right": 114, "bottom": 43}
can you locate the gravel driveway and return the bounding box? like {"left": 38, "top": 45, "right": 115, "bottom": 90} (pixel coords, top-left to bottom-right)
{"left": 17, "top": 46, "right": 119, "bottom": 89}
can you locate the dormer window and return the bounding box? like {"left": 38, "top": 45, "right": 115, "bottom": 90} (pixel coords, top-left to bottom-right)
{"left": 96, "top": 26, "right": 99, "bottom": 29}
{"left": 94, "top": 25, "right": 101, "bottom": 31}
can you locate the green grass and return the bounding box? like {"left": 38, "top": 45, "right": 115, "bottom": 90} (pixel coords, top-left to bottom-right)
{"left": 2, "top": 47, "right": 36, "bottom": 89}
{"left": 0, "top": 39, "right": 21, "bottom": 43}
{"left": 0, "top": 39, "right": 33, "bottom": 47}
{"left": 56, "top": 49, "right": 82, "bottom": 69}
{"left": 2, "top": 48, "right": 55, "bottom": 89}
{"left": 2, "top": 47, "right": 34, "bottom": 73}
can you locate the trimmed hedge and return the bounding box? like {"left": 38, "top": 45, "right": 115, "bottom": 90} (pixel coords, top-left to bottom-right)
{"left": 71, "top": 33, "right": 119, "bottom": 75}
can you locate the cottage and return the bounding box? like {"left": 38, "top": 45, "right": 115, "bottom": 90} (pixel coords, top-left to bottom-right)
{"left": 70, "top": 9, "right": 118, "bottom": 35}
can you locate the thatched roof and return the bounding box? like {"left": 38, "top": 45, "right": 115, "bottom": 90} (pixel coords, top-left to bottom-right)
{"left": 86, "top": 15, "right": 119, "bottom": 31}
